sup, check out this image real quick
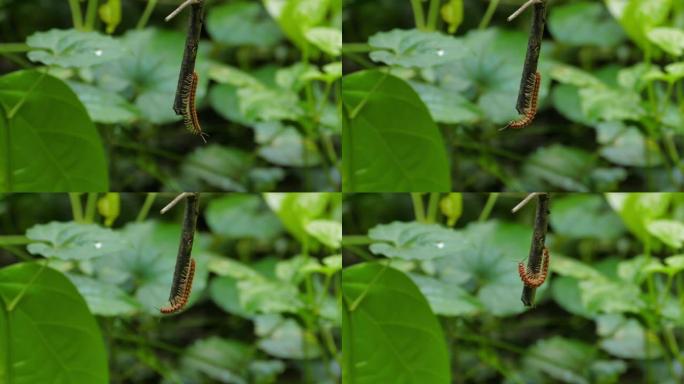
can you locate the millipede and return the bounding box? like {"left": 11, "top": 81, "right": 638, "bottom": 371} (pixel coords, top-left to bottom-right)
{"left": 160, "top": 258, "right": 196, "bottom": 314}
{"left": 505, "top": 71, "right": 541, "bottom": 130}
{"left": 182, "top": 71, "right": 208, "bottom": 143}
{"left": 518, "top": 247, "right": 550, "bottom": 288}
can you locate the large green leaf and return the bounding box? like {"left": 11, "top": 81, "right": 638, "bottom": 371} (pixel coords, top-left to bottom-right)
{"left": 342, "top": 262, "right": 450, "bottom": 384}
{"left": 0, "top": 262, "right": 109, "bottom": 383}
{"left": 0, "top": 70, "right": 109, "bottom": 191}
{"left": 342, "top": 70, "right": 450, "bottom": 192}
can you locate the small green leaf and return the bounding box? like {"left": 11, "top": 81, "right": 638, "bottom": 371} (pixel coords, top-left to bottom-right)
{"left": 409, "top": 81, "right": 481, "bottom": 124}
{"left": 97, "top": 192, "right": 120, "bottom": 227}
{"left": 98, "top": 0, "right": 122, "bottom": 34}
{"left": 263, "top": 0, "right": 331, "bottom": 49}
{"left": 439, "top": 193, "right": 463, "bottom": 227}
{"left": 255, "top": 314, "right": 321, "bottom": 359}
{"left": 26, "top": 28, "right": 124, "bottom": 67}
{"left": 305, "top": 27, "right": 342, "bottom": 56}
{"left": 524, "top": 337, "right": 597, "bottom": 384}
{"left": 596, "top": 122, "right": 664, "bottom": 167}
{"left": 523, "top": 145, "right": 594, "bottom": 192}
{"left": 66, "top": 81, "right": 138, "bottom": 124}
{"left": 440, "top": 0, "right": 464, "bottom": 34}
{"left": 647, "top": 27, "right": 684, "bottom": 56}
{"left": 181, "top": 337, "right": 253, "bottom": 383}
{"left": 597, "top": 315, "right": 663, "bottom": 359}
{"left": 647, "top": 219, "right": 684, "bottom": 248}
{"left": 408, "top": 273, "right": 480, "bottom": 316}
{"left": 305, "top": 220, "right": 342, "bottom": 248}
{"left": 66, "top": 273, "right": 139, "bottom": 316}
{"left": 263, "top": 193, "right": 331, "bottom": 245}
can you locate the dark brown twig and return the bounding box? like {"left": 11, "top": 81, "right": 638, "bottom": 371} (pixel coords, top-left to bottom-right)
{"left": 163, "top": 192, "right": 199, "bottom": 308}
{"left": 520, "top": 193, "right": 550, "bottom": 307}
{"left": 513, "top": 0, "right": 547, "bottom": 114}
{"left": 171, "top": 0, "right": 204, "bottom": 116}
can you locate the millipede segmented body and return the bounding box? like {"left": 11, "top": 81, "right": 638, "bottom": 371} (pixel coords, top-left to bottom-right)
{"left": 160, "top": 258, "right": 196, "bottom": 314}
{"left": 181, "top": 72, "right": 208, "bottom": 143}
{"left": 506, "top": 71, "right": 541, "bottom": 130}
{"left": 518, "top": 247, "right": 550, "bottom": 288}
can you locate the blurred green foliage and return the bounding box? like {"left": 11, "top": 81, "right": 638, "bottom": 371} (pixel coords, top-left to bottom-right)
{"left": 0, "top": 0, "right": 341, "bottom": 192}
{"left": 0, "top": 192, "right": 342, "bottom": 383}
{"left": 342, "top": 0, "right": 684, "bottom": 192}
{"left": 343, "top": 192, "right": 684, "bottom": 384}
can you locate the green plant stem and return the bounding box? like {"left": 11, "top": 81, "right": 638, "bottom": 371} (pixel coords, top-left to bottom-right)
{"left": 426, "top": 0, "right": 441, "bottom": 31}
{"left": 411, "top": 193, "right": 426, "bottom": 222}
{"left": 85, "top": 0, "right": 99, "bottom": 31}
{"left": 137, "top": 0, "right": 159, "bottom": 29}
{"left": 342, "top": 235, "right": 373, "bottom": 246}
{"left": 342, "top": 43, "right": 373, "bottom": 53}
{"left": 68, "top": 0, "right": 84, "bottom": 30}
{"left": 0, "top": 235, "right": 32, "bottom": 246}
{"left": 137, "top": 193, "right": 158, "bottom": 222}
{"left": 426, "top": 192, "right": 440, "bottom": 223}
{"left": 479, "top": 192, "right": 499, "bottom": 222}
{"left": 69, "top": 193, "right": 84, "bottom": 222}
{"left": 479, "top": 0, "right": 500, "bottom": 30}
{"left": 0, "top": 43, "right": 31, "bottom": 54}
{"left": 84, "top": 192, "right": 97, "bottom": 223}
{"left": 410, "top": 0, "right": 426, "bottom": 30}
{"left": 1, "top": 111, "right": 10, "bottom": 192}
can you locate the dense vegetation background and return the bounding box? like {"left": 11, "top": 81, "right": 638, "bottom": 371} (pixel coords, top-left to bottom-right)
{"left": 0, "top": 192, "right": 342, "bottom": 383}
{"left": 342, "top": 0, "right": 684, "bottom": 192}
{"left": 343, "top": 193, "right": 684, "bottom": 383}
{"left": 0, "top": 0, "right": 341, "bottom": 192}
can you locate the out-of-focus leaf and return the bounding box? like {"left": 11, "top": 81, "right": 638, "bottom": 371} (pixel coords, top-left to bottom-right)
{"left": 66, "top": 273, "right": 139, "bottom": 316}
{"left": 205, "top": 195, "right": 282, "bottom": 240}
{"left": 408, "top": 273, "right": 480, "bottom": 316}
{"left": 26, "top": 221, "right": 125, "bottom": 260}
{"left": 549, "top": 2, "right": 625, "bottom": 47}
{"left": 182, "top": 337, "right": 253, "bottom": 384}
{"left": 368, "top": 29, "right": 465, "bottom": 68}
{"left": 207, "top": 1, "right": 282, "bottom": 47}
{"left": 551, "top": 195, "right": 624, "bottom": 240}
{"left": 27, "top": 29, "right": 124, "bottom": 67}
